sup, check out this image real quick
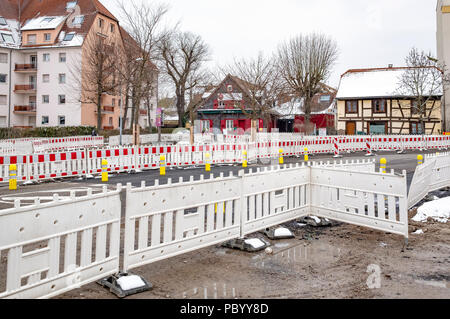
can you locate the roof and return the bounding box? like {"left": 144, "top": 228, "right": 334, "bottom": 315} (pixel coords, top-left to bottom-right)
{"left": 277, "top": 95, "right": 336, "bottom": 119}
{"left": 0, "top": 0, "right": 119, "bottom": 48}
{"left": 336, "top": 67, "right": 443, "bottom": 99}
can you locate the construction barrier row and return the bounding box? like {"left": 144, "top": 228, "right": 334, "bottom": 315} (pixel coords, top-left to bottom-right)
{"left": 1, "top": 135, "right": 450, "bottom": 184}
{"left": 0, "top": 162, "right": 407, "bottom": 299}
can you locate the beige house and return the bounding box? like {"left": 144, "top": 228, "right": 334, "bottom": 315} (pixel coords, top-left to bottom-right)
{"left": 336, "top": 67, "right": 442, "bottom": 135}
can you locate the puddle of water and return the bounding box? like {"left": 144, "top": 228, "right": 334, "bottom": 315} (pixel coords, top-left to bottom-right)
{"left": 178, "top": 282, "right": 238, "bottom": 299}
{"left": 252, "top": 242, "right": 342, "bottom": 268}
{"left": 415, "top": 279, "right": 449, "bottom": 289}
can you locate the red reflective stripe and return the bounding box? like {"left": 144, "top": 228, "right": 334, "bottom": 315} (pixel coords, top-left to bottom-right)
{"left": 71, "top": 152, "right": 77, "bottom": 160}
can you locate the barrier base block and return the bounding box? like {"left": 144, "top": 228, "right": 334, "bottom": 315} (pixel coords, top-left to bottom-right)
{"left": 222, "top": 237, "right": 270, "bottom": 252}
{"left": 263, "top": 227, "right": 295, "bottom": 240}
{"left": 97, "top": 272, "right": 152, "bottom": 298}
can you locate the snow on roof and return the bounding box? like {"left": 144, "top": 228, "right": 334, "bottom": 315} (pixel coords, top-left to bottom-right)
{"left": 336, "top": 68, "right": 443, "bottom": 99}
{"left": 21, "top": 16, "right": 67, "bottom": 31}
{"left": 277, "top": 98, "right": 335, "bottom": 119}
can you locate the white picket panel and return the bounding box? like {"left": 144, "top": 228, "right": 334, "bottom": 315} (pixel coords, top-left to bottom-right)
{"left": 241, "top": 165, "right": 310, "bottom": 236}
{"left": 123, "top": 174, "right": 242, "bottom": 272}
{"left": 0, "top": 187, "right": 121, "bottom": 299}
{"left": 310, "top": 167, "right": 408, "bottom": 238}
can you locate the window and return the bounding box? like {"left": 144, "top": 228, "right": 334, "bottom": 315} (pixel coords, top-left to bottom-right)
{"left": 59, "top": 73, "right": 66, "bottom": 84}
{"left": 42, "top": 74, "right": 50, "bottom": 83}
{"left": 27, "top": 34, "right": 36, "bottom": 44}
{"left": 58, "top": 95, "right": 66, "bottom": 104}
{"left": 0, "top": 17, "right": 7, "bottom": 25}
{"left": 1, "top": 33, "right": 14, "bottom": 44}
{"left": 345, "top": 100, "right": 358, "bottom": 113}
{"left": 369, "top": 122, "right": 387, "bottom": 135}
{"left": 410, "top": 100, "right": 424, "bottom": 115}
{"left": 118, "top": 99, "right": 122, "bottom": 107}
{"left": 59, "top": 53, "right": 66, "bottom": 62}
{"left": 0, "top": 53, "right": 7, "bottom": 63}
{"left": 219, "top": 101, "right": 225, "bottom": 108}
{"left": 0, "top": 116, "right": 6, "bottom": 127}
{"left": 227, "top": 84, "right": 233, "bottom": 92}
{"left": 58, "top": 116, "right": 65, "bottom": 125}
{"left": 201, "top": 120, "right": 210, "bottom": 132}
{"left": 410, "top": 122, "right": 423, "bottom": 134}
{"left": 372, "top": 99, "right": 386, "bottom": 113}
{"left": 72, "top": 15, "right": 84, "bottom": 25}
{"left": 42, "top": 116, "right": 49, "bottom": 125}
{"left": 110, "top": 23, "right": 115, "bottom": 33}
{"left": 0, "top": 74, "right": 7, "bottom": 83}
{"left": 0, "top": 95, "right": 6, "bottom": 105}
{"left": 66, "top": 1, "right": 77, "bottom": 9}
{"left": 98, "top": 18, "right": 104, "bottom": 28}
{"left": 42, "top": 95, "right": 49, "bottom": 103}
{"left": 109, "top": 117, "right": 113, "bottom": 125}
{"left": 42, "top": 17, "right": 55, "bottom": 23}
{"left": 63, "top": 33, "right": 75, "bottom": 41}
{"left": 226, "top": 120, "right": 234, "bottom": 129}
{"left": 112, "top": 98, "right": 115, "bottom": 106}
{"left": 44, "top": 33, "right": 51, "bottom": 41}
{"left": 43, "top": 53, "right": 50, "bottom": 62}
{"left": 320, "top": 95, "right": 331, "bottom": 102}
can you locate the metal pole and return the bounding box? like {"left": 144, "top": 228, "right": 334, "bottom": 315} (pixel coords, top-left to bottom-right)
{"left": 119, "top": 83, "right": 123, "bottom": 146}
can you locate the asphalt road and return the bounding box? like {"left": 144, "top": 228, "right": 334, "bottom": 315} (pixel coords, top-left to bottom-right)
{"left": 0, "top": 149, "right": 441, "bottom": 208}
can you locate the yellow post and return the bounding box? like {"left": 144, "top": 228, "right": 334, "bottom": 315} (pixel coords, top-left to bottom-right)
{"left": 417, "top": 155, "right": 423, "bottom": 165}
{"left": 304, "top": 147, "right": 309, "bottom": 162}
{"left": 380, "top": 158, "right": 387, "bottom": 174}
{"left": 279, "top": 149, "right": 284, "bottom": 165}
{"left": 9, "top": 164, "right": 17, "bottom": 190}
{"left": 160, "top": 155, "right": 166, "bottom": 176}
{"left": 101, "top": 159, "right": 108, "bottom": 182}
{"left": 205, "top": 153, "right": 211, "bottom": 172}
{"left": 243, "top": 150, "right": 248, "bottom": 168}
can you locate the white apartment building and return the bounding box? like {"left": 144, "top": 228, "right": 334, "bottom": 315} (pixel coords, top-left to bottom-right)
{"left": 0, "top": 0, "right": 157, "bottom": 130}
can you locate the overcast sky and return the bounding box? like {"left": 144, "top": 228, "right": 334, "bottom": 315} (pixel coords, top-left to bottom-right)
{"left": 100, "top": 0, "right": 437, "bottom": 88}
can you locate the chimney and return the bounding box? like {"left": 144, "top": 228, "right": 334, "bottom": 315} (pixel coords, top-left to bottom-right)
{"left": 388, "top": 64, "right": 393, "bottom": 68}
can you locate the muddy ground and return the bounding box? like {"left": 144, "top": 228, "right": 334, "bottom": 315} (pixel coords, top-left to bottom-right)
{"left": 57, "top": 208, "right": 449, "bottom": 299}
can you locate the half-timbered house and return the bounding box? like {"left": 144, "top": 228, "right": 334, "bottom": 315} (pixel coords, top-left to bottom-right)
{"left": 336, "top": 66, "right": 442, "bottom": 135}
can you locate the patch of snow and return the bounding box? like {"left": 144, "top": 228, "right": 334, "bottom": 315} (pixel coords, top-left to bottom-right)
{"left": 413, "top": 197, "right": 450, "bottom": 223}
{"left": 413, "top": 229, "right": 424, "bottom": 235}
{"left": 22, "top": 16, "right": 67, "bottom": 31}
{"left": 274, "top": 228, "right": 293, "bottom": 237}
{"left": 296, "top": 223, "right": 307, "bottom": 227}
{"left": 379, "top": 242, "right": 387, "bottom": 247}
{"left": 245, "top": 238, "right": 265, "bottom": 249}
{"left": 116, "top": 275, "right": 146, "bottom": 291}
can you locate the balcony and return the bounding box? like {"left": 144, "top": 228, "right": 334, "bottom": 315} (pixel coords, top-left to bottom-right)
{"left": 14, "top": 104, "right": 37, "bottom": 114}
{"left": 139, "top": 109, "right": 148, "bottom": 116}
{"left": 14, "top": 84, "right": 36, "bottom": 94}
{"left": 102, "top": 126, "right": 114, "bottom": 130}
{"left": 14, "top": 64, "right": 37, "bottom": 73}
{"left": 95, "top": 105, "right": 115, "bottom": 114}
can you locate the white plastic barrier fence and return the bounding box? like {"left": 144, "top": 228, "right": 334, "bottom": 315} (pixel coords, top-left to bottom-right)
{"left": 310, "top": 167, "right": 408, "bottom": 238}
{"left": 408, "top": 152, "right": 450, "bottom": 209}
{"left": 27, "top": 151, "right": 86, "bottom": 182}
{"left": 0, "top": 187, "right": 121, "bottom": 299}
{"left": 123, "top": 164, "right": 409, "bottom": 274}
{"left": 123, "top": 174, "right": 242, "bottom": 271}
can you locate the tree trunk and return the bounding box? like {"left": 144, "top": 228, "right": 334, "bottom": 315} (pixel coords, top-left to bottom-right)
{"left": 176, "top": 87, "right": 186, "bottom": 128}
{"left": 146, "top": 96, "right": 152, "bottom": 132}
{"left": 189, "top": 109, "right": 195, "bottom": 145}
{"left": 96, "top": 93, "right": 102, "bottom": 130}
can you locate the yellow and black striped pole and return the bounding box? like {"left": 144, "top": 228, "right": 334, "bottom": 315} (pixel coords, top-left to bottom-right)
{"left": 417, "top": 155, "right": 423, "bottom": 165}
{"left": 304, "top": 147, "right": 309, "bottom": 162}
{"left": 101, "top": 159, "right": 108, "bottom": 182}
{"left": 205, "top": 153, "right": 211, "bottom": 172}
{"left": 380, "top": 158, "right": 387, "bottom": 174}
{"left": 9, "top": 164, "right": 17, "bottom": 190}
{"left": 243, "top": 150, "right": 248, "bottom": 168}
{"left": 279, "top": 149, "right": 284, "bottom": 165}
{"left": 160, "top": 155, "right": 166, "bottom": 176}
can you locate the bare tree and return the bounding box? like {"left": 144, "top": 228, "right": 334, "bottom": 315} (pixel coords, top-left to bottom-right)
{"left": 115, "top": 0, "right": 169, "bottom": 131}
{"left": 277, "top": 33, "right": 338, "bottom": 133}
{"left": 225, "top": 53, "right": 285, "bottom": 139}
{"left": 396, "top": 48, "right": 448, "bottom": 134}
{"left": 158, "top": 31, "right": 210, "bottom": 128}
{"left": 71, "top": 32, "right": 122, "bottom": 130}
